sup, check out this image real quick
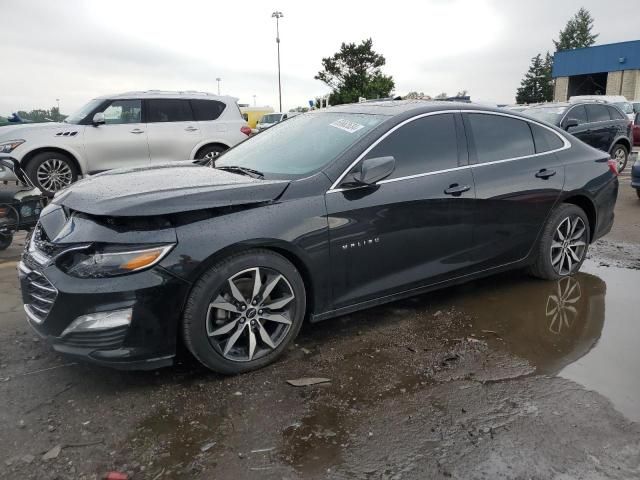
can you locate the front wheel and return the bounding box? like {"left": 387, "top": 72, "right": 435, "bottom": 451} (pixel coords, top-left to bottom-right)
{"left": 182, "top": 249, "right": 306, "bottom": 374}
{"left": 25, "top": 151, "right": 78, "bottom": 197}
{"left": 0, "top": 233, "right": 13, "bottom": 251}
{"left": 529, "top": 204, "right": 590, "bottom": 280}
{"left": 611, "top": 144, "right": 629, "bottom": 173}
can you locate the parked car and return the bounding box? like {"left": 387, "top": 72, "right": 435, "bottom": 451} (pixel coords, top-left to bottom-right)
{"left": 632, "top": 101, "right": 640, "bottom": 114}
{"left": 632, "top": 149, "right": 640, "bottom": 199}
{"left": 525, "top": 101, "right": 632, "bottom": 172}
{"left": 19, "top": 102, "right": 618, "bottom": 374}
{"left": 570, "top": 95, "right": 636, "bottom": 121}
{"left": 633, "top": 112, "right": 640, "bottom": 147}
{"left": 256, "top": 112, "right": 287, "bottom": 131}
{"left": 0, "top": 91, "right": 251, "bottom": 196}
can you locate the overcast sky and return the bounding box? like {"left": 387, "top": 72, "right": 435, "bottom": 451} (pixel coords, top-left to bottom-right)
{"left": 1, "top": 0, "right": 637, "bottom": 115}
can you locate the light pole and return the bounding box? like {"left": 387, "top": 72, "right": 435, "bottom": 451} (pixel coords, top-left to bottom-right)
{"left": 55, "top": 99, "right": 60, "bottom": 121}
{"left": 216, "top": 77, "right": 222, "bottom": 95}
{"left": 271, "top": 11, "right": 283, "bottom": 112}
{"left": 252, "top": 94, "right": 257, "bottom": 106}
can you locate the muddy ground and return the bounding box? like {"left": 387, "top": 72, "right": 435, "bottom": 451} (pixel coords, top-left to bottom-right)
{"left": 1, "top": 170, "right": 640, "bottom": 480}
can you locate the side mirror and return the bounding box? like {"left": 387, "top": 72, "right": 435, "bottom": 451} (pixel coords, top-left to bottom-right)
{"left": 343, "top": 156, "right": 396, "bottom": 187}
{"left": 563, "top": 118, "right": 579, "bottom": 131}
{"left": 92, "top": 112, "right": 105, "bottom": 126}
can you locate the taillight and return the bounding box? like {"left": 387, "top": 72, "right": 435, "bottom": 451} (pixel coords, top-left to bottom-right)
{"left": 240, "top": 126, "right": 252, "bottom": 136}
{"left": 607, "top": 159, "right": 619, "bottom": 176}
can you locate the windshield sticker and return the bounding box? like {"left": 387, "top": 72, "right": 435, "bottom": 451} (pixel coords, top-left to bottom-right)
{"left": 329, "top": 118, "right": 365, "bottom": 133}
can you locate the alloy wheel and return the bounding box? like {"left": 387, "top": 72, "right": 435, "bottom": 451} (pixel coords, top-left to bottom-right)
{"left": 613, "top": 147, "right": 626, "bottom": 171}
{"left": 550, "top": 215, "right": 587, "bottom": 276}
{"left": 204, "top": 151, "right": 220, "bottom": 160}
{"left": 37, "top": 158, "right": 73, "bottom": 191}
{"left": 545, "top": 276, "right": 582, "bottom": 335}
{"left": 206, "top": 267, "right": 295, "bottom": 362}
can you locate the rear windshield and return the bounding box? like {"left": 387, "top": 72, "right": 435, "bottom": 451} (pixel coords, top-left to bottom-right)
{"left": 612, "top": 102, "right": 633, "bottom": 114}
{"left": 260, "top": 114, "right": 283, "bottom": 123}
{"left": 217, "top": 112, "right": 386, "bottom": 179}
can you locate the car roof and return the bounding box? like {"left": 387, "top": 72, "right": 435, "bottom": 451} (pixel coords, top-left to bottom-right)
{"left": 321, "top": 100, "right": 515, "bottom": 116}
{"left": 94, "top": 90, "right": 237, "bottom": 102}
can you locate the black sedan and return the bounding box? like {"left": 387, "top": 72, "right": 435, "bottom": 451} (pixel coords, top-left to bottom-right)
{"left": 19, "top": 101, "right": 618, "bottom": 374}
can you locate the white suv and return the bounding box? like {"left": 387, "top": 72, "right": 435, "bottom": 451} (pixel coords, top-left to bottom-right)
{"left": 0, "top": 91, "right": 251, "bottom": 195}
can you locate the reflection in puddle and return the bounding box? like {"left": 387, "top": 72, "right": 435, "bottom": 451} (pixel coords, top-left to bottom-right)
{"left": 430, "top": 260, "right": 640, "bottom": 422}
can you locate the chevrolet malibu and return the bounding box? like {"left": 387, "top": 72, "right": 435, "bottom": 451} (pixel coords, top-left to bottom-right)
{"left": 19, "top": 101, "right": 618, "bottom": 374}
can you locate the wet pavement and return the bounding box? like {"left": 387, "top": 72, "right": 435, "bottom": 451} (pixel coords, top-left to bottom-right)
{"left": 1, "top": 185, "right": 640, "bottom": 479}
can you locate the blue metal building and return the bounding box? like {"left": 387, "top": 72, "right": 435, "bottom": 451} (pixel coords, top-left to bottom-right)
{"left": 552, "top": 40, "right": 640, "bottom": 101}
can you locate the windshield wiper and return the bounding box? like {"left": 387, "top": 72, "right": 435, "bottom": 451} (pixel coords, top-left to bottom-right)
{"left": 217, "top": 166, "right": 264, "bottom": 179}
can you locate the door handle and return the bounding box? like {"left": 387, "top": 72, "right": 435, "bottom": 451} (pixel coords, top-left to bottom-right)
{"left": 535, "top": 168, "right": 556, "bottom": 179}
{"left": 130, "top": 128, "right": 145, "bottom": 134}
{"left": 185, "top": 126, "right": 199, "bottom": 132}
{"left": 444, "top": 183, "right": 471, "bottom": 196}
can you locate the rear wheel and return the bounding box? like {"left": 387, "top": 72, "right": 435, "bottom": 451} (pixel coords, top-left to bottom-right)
{"left": 25, "top": 151, "right": 78, "bottom": 196}
{"left": 611, "top": 143, "right": 628, "bottom": 173}
{"left": 529, "top": 204, "right": 590, "bottom": 280}
{"left": 636, "top": 189, "right": 640, "bottom": 200}
{"left": 195, "top": 144, "right": 228, "bottom": 165}
{"left": 182, "top": 249, "right": 306, "bottom": 374}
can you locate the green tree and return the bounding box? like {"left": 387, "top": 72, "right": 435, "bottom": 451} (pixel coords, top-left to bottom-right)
{"left": 540, "top": 52, "right": 554, "bottom": 101}
{"left": 315, "top": 38, "right": 395, "bottom": 105}
{"left": 516, "top": 54, "right": 549, "bottom": 104}
{"left": 553, "top": 7, "right": 598, "bottom": 51}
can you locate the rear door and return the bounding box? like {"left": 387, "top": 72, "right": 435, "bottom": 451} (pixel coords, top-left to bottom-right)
{"left": 146, "top": 99, "right": 202, "bottom": 163}
{"left": 82, "top": 99, "right": 149, "bottom": 172}
{"left": 326, "top": 112, "right": 476, "bottom": 309}
{"left": 464, "top": 112, "right": 566, "bottom": 269}
{"left": 584, "top": 104, "right": 615, "bottom": 152}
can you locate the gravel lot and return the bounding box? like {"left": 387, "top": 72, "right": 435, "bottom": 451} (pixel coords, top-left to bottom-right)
{"left": 1, "top": 170, "right": 639, "bottom": 480}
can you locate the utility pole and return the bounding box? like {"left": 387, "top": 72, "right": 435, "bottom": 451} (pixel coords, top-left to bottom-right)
{"left": 252, "top": 94, "right": 257, "bottom": 106}
{"left": 271, "top": 11, "right": 283, "bottom": 112}
{"left": 216, "top": 78, "right": 222, "bottom": 95}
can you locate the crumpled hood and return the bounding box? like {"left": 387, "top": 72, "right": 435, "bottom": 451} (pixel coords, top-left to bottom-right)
{"left": 53, "top": 163, "right": 290, "bottom": 216}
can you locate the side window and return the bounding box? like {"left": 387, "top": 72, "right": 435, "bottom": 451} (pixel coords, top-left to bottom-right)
{"left": 607, "top": 106, "right": 625, "bottom": 120}
{"left": 147, "top": 99, "right": 194, "bottom": 123}
{"left": 102, "top": 100, "right": 142, "bottom": 124}
{"left": 467, "top": 114, "right": 534, "bottom": 163}
{"left": 190, "top": 99, "right": 226, "bottom": 121}
{"left": 585, "top": 104, "right": 609, "bottom": 122}
{"left": 530, "top": 123, "right": 564, "bottom": 153}
{"left": 565, "top": 105, "right": 588, "bottom": 125}
{"left": 363, "top": 114, "right": 458, "bottom": 179}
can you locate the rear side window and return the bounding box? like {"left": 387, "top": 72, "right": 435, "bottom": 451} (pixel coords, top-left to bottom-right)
{"left": 147, "top": 99, "right": 194, "bottom": 123}
{"left": 467, "top": 114, "right": 534, "bottom": 163}
{"left": 190, "top": 99, "right": 226, "bottom": 121}
{"left": 585, "top": 104, "right": 609, "bottom": 122}
{"left": 565, "top": 105, "right": 588, "bottom": 125}
{"left": 364, "top": 113, "right": 458, "bottom": 179}
{"left": 530, "top": 123, "right": 565, "bottom": 153}
{"left": 607, "top": 106, "right": 626, "bottom": 120}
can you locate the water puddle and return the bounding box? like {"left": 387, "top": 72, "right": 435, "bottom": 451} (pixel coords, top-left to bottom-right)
{"left": 429, "top": 260, "right": 640, "bottom": 422}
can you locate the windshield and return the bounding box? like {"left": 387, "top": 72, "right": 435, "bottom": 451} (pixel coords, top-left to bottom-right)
{"left": 64, "top": 98, "right": 103, "bottom": 124}
{"left": 524, "top": 106, "right": 567, "bottom": 125}
{"left": 217, "top": 112, "right": 386, "bottom": 179}
{"left": 260, "top": 114, "right": 283, "bottom": 124}
{"left": 613, "top": 102, "right": 633, "bottom": 114}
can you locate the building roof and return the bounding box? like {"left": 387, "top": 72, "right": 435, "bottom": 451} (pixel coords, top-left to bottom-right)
{"left": 552, "top": 40, "right": 640, "bottom": 78}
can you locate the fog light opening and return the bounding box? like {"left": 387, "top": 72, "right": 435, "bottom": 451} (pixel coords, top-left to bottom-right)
{"left": 61, "top": 308, "right": 132, "bottom": 337}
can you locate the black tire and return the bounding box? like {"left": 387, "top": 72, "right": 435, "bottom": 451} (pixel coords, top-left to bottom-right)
{"left": 182, "top": 249, "right": 306, "bottom": 374}
{"left": 528, "top": 204, "right": 590, "bottom": 280}
{"left": 611, "top": 143, "right": 629, "bottom": 173}
{"left": 195, "top": 144, "right": 228, "bottom": 164}
{"left": 0, "top": 233, "right": 13, "bottom": 251}
{"left": 636, "top": 189, "right": 640, "bottom": 200}
{"left": 25, "top": 151, "right": 79, "bottom": 197}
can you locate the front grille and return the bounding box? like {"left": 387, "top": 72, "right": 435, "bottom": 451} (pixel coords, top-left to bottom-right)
{"left": 22, "top": 267, "right": 57, "bottom": 324}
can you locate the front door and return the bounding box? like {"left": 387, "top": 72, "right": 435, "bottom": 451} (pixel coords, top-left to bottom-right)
{"left": 145, "top": 99, "right": 202, "bottom": 163}
{"left": 463, "top": 112, "right": 566, "bottom": 269}
{"left": 326, "top": 112, "right": 476, "bottom": 309}
{"left": 82, "top": 99, "right": 149, "bottom": 173}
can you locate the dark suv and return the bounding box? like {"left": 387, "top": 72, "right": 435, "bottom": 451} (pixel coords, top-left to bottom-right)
{"left": 525, "top": 102, "right": 632, "bottom": 172}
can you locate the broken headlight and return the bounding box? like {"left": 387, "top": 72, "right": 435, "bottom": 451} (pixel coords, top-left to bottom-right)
{"left": 58, "top": 244, "right": 174, "bottom": 278}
